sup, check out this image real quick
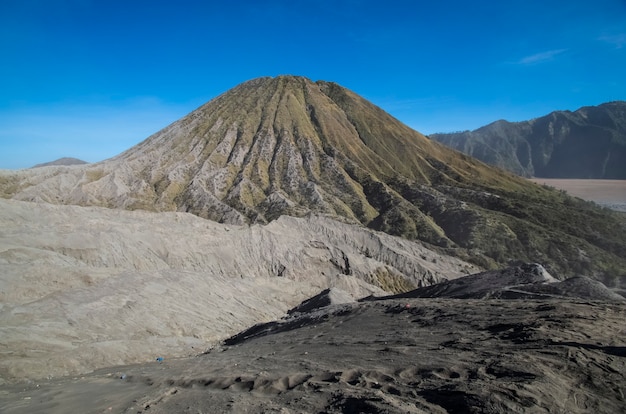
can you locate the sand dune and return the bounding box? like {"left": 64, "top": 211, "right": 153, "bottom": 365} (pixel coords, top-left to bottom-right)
{"left": 0, "top": 198, "right": 476, "bottom": 382}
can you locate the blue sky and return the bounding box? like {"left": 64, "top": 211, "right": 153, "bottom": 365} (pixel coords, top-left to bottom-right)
{"left": 1, "top": 0, "right": 625, "bottom": 169}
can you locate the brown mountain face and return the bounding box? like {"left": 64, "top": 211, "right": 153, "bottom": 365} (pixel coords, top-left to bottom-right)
{"left": 431, "top": 101, "right": 626, "bottom": 178}
{"left": 1, "top": 76, "right": 625, "bottom": 284}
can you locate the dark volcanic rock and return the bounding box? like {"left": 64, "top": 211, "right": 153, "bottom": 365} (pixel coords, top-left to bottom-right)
{"left": 367, "top": 263, "right": 625, "bottom": 301}
{"left": 5, "top": 297, "right": 624, "bottom": 413}
{"left": 224, "top": 263, "right": 624, "bottom": 347}
{"left": 521, "top": 275, "right": 626, "bottom": 300}
{"left": 286, "top": 287, "right": 355, "bottom": 315}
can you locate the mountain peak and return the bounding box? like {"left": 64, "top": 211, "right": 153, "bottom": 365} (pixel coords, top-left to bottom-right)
{"left": 432, "top": 101, "right": 626, "bottom": 179}
{"left": 2, "top": 78, "right": 625, "bottom": 282}
{"left": 110, "top": 75, "right": 507, "bottom": 229}
{"left": 31, "top": 157, "right": 88, "bottom": 168}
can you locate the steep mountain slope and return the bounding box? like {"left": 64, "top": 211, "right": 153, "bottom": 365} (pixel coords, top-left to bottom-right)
{"left": 1, "top": 76, "right": 625, "bottom": 284}
{"left": 431, "top": 101, "right": 626, "bottom": 178}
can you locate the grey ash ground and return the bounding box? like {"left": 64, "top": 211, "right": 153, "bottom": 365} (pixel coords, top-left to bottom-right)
{"left": 2, "top": 283, "right": 624, "bottom": 414}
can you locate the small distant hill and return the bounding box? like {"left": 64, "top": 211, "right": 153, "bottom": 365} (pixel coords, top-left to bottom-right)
{"left": 431, "top": 101, "right": 626, "bottom": 179}
{"left": 31, "top": 157, "right": 88, "bottom": 168}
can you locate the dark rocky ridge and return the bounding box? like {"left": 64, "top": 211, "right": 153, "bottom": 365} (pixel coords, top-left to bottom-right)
{"left": 1, "top": 76, "right": 626, "bottom": 285}
{"left": 368, "top": 263, "right": 626, "bottom": 301}
{"left": 226, "top": 263, "right": 624, "bottom": 346}
{"left": 431, "top": 101, "right": 626, "bottom": 178}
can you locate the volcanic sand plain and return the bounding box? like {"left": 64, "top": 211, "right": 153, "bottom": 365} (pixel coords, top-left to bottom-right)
{"left": 529, "top": 179, "right": 626, "bottom": 212}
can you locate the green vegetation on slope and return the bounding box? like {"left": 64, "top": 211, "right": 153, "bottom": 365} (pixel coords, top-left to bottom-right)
{"left": 1, "top": 76, "right": 625, "bottom": 286}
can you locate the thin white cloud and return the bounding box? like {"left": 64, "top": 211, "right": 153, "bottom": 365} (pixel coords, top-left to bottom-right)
{"left": 598, "top": 33, "right": 626, "bottom": 49}
{"left": 517, "top": 49, "right": 567, "bottom": 65}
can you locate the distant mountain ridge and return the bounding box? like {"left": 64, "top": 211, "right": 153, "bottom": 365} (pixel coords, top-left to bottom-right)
{"left": 31, "top": 157, "right": 88, "bottom": 168}
{"left": 1, "top": 76, "right": 625, "bottom": 285}
{"left": 431, "top": 101, "right": 626, "bottom": 178}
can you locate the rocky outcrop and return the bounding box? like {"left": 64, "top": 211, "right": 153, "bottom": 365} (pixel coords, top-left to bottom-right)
{"left": 368, "top": 263, "right": 625, "bottom": 301}
{"left": 286, "top": 288, "right": 356, "bottom": 315}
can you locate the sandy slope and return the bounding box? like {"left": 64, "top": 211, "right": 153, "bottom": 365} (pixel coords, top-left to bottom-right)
{"left": 1, "top": 298, "right": 624, "bottom": 413}
{"left": 1, "top": 198, "right": 623, "bottom": 412}
{"left": 0, "top": 199, "right": 476, "bottom": 382}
